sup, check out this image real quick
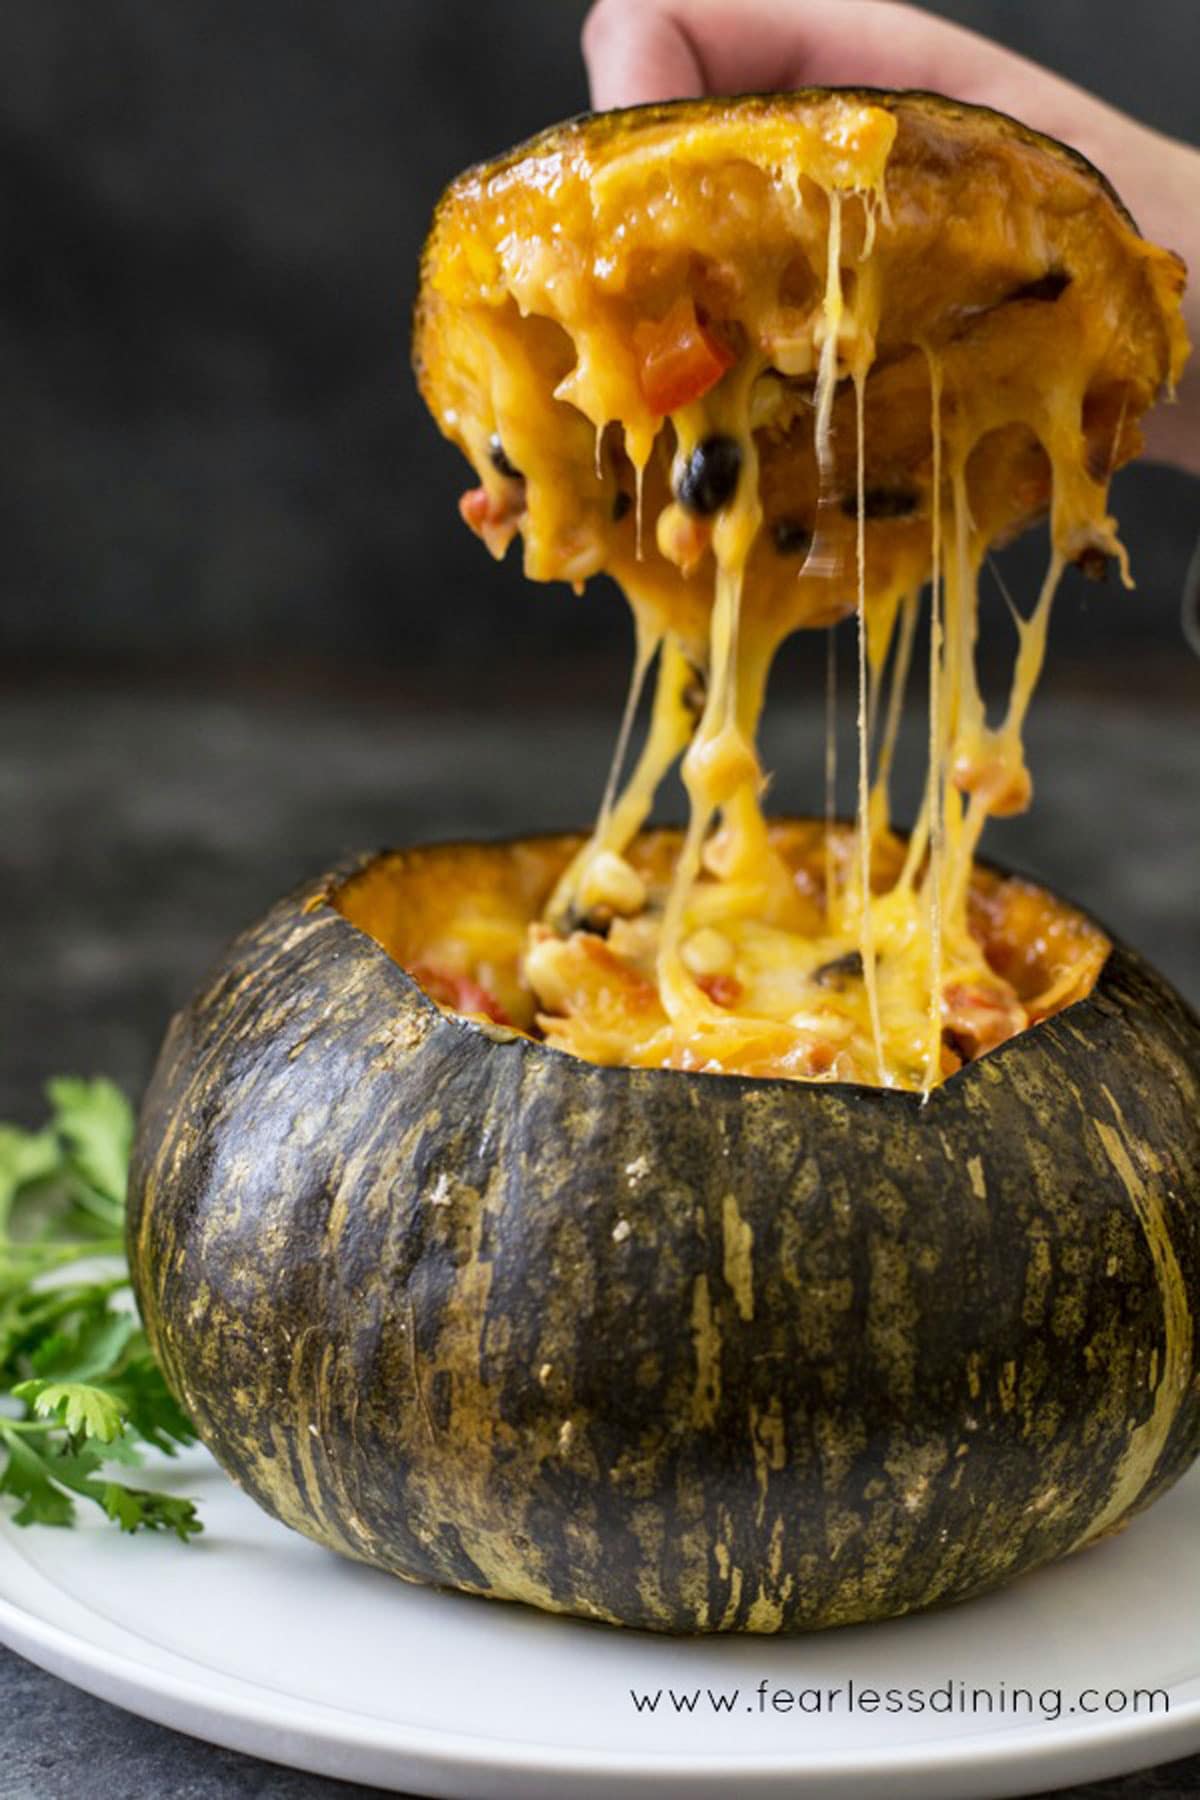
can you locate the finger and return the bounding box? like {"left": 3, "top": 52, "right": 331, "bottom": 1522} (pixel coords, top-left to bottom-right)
{"left": 582, "top": 0, "right": 705, "bottom": 108}
{"left": 583, "top": 0, "right": 1089, "bottom": 141}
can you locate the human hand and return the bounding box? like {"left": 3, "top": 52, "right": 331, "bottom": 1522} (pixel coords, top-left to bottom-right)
{"left": 582, "top": 0, "right": 1199, "bottom": 474}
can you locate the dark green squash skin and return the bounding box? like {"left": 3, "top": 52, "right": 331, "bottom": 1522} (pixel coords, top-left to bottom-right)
{"left": 127, "top": 841, "right": 1200, "bottom": 1633}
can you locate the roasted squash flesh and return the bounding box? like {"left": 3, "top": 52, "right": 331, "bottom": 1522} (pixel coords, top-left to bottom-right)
{"left": 335, "top": 827, "right": 1111, "bottom": 1086}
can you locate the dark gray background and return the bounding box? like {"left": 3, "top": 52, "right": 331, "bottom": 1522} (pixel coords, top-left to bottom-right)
{"left": 1, "top": 3, "right": 1197, "bottom": 1797}
{"left": 0, "top": 0, "right": 1197, "bottom": 687}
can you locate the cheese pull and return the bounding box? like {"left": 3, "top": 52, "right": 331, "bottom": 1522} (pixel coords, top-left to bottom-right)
{"left": 414, "top": 91, "right": 1188, "bottom": 1087}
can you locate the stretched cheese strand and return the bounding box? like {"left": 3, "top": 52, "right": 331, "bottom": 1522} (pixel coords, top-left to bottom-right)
{"left": 949, "top": 464, "right": 985, "bottom": 761}
{"left": 655, "top": 570, "right": 753, "bottom": 1026}
{"left": 824, "top": 625, "right": 839, "bottom": 919}
{"left": 1002, "top": 550, "right": 1065, "bottom": 746}
{"left": 935, "top": 456, "right": 975, "bottom": 969}
{"left": 599, "top": 614, "right": 659, "bottom": 828}
{"left": 546, "top": 626, "right": 694, "bottom": 925}
{"left": 865, "top": 585, "right": 902, "bottom": 766}
{"left": 937, "top": 461, "right": 1001, "bottom": 990}
{"left": 922, "top": 351, "right": 946, "bottom": 1095}
{"left": 853, "top": 367, "right": 887, "bottom": 1085}
{"left": 656, "top": 185, "right": 857, "bottom": 1040}
{"left": 511, "top": 152, "right": 1103, "bottom": 1086}
{"left": 814, "top": 190, "right": 849, "bottom": 920}
{"left": 654, "top": 342, "right": 771, "bottom": 1028}
{"left": 540, "top": 175, "right": 969, "bottom": 1083}
{"left": 868, "top": 588, "right": 919, "bottom": 842}
{"left": 806, "top": 187, "right": 845, "bottom": 581}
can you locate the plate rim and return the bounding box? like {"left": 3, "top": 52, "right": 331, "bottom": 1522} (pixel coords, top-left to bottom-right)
{"left": 3, "top": 1545, "right": 1199, "bottom": 1799}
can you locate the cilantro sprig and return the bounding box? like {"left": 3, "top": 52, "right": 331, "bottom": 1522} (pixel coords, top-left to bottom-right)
{"left": 0, "top": 1079, "right": 201, "bottom": 1540}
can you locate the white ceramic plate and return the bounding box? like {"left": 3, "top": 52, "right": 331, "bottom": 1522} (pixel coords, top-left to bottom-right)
{"left": 1, "top": 1448, "right": 1197, "bottom": 1799}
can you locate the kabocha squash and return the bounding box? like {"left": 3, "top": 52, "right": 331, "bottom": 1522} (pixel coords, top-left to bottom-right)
{"left": 129, "top": 90, "right": 1199, "bottom": 1632}
{"left": 128, "top": 831, "right": 1200, "bottom": 1631}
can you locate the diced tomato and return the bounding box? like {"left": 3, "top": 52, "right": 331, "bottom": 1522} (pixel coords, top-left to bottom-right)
{"left": 579, "top": 934, "right": 661, "bottom": 1014}
{"left": 634, "top": 296, "right": 736, "bottom": 416}
{"left": 458, "top": 486, "right": 494, "bottom": 531}
{"left": 458, "top": 484, "right": 523, "bottom": 558}
{"left": 696, "top": 972, "right": 743, "bottom": 1009}
{"left": 941, "top": 980, "right": 1026, "bottom": 1059}
{"left": 410, "top": 964, "right": 511, "bottom": 1027}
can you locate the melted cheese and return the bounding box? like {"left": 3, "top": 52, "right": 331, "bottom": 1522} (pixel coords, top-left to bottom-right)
{"left": 413, "top": 92, "right": 1190, "bottom": 1089}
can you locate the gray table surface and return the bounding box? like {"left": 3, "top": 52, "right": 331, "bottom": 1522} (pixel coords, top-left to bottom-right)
{"left": 1, "top": 678, "right": 1197, "bottom": 1799}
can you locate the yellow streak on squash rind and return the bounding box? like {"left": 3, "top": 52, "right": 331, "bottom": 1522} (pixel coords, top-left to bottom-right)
{"left": 721, "top": 1192, "right": 755, "bottom": 1321}
{"left": 1074, "top": 1106, "right": 1194, "bottom": 1549}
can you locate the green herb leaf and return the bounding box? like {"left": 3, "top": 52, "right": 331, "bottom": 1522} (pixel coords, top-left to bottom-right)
{"left": 31, "top": 1305, "right": 138, "bottom": 1383}
{"left": 46, "top": 1075, "right": 133, "bottom": 1216}
{"left": 101, "top": 1346, "right": 198, "bottom": 1454}
{"left": 101, "top": 1482, "right": 202, "bottom": 1541}
{"left": 0, "top": 1127, "right": 62, "bottom": 1235}
{"left": 14, "top": 1379, "right": 128, "bottom": 1445}
{"left": 0, "top": 1427, "right": 85, "bottom": 1528}
{"left": 0, "top": 1080, "right": 203, "bottom": 1541}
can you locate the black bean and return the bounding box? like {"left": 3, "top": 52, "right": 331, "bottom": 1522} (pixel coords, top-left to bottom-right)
{"left": 612, "top": 489, "right": 633, "bottom": 522}
{"left": 771, "top": 516, "right": 812, "bottom": 555}
{"left": 1010, "top": 270, "right": 1071, "bottom": 304}
{"left": 564, "top": 905, "right": 612, "bottom": 938}
{"left": 840, "top": 486, "right": 920, "bottom": 520}
{"left": 813, "top": 950, "right": 864, "bottom": 987}
{"left": 488, "top": 433, "right": 523, "bottom": 480}
{"left": 676, "top": 435, "right": 742, "bottom": 515}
